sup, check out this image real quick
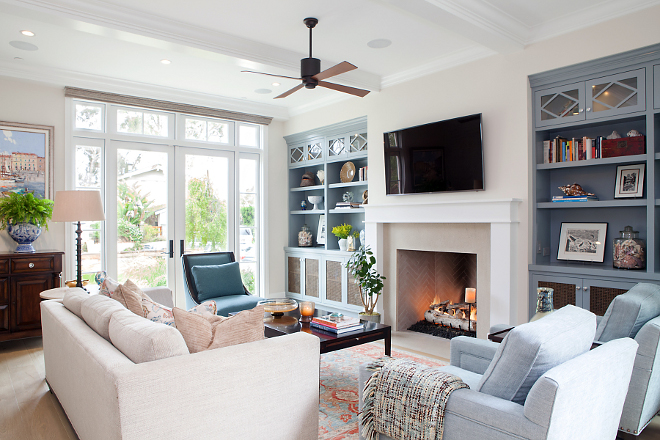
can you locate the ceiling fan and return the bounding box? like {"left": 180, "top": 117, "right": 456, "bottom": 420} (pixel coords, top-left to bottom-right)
{"left": 242, "top": 18, "right": 370, "bottom": 99}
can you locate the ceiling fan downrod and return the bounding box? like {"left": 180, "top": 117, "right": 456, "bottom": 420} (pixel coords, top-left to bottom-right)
{"left": 302, "top": 17, "right": 320, "bottom": 89}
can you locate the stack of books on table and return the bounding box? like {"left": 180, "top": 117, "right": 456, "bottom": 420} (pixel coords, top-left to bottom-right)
{"left": 552, "top": 195, "right": 598, "bottom": 203}
{"left": 310, "top": 315, "right": 364, "bottom": 334}
{"left": 335, "top": 202, "right": 362, "bottom": 209}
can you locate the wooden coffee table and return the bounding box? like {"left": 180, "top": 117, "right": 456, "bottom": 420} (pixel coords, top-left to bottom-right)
{"left": 264, "top": 308, "right": 391, "bottom": 355}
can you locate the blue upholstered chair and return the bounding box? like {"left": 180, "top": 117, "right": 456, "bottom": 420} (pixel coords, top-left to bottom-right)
{"left": 359, "top": 305, "right": 639, "bottom": 440}
{"left": 181, "top": 251, "right": 264, "bottom": 316}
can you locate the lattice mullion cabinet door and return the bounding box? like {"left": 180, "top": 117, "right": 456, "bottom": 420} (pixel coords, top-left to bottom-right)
{"left": 303, "top": 256, "right": 320, "bottom": 300}
{"left": 348, "top": 132, "right": 368, "bottom": 157}
{"left": 326, "top": 135, "right": 348, "bottom": 160}
{"left": 289, "top": 143, "right": 306, "bottom": 166}
{"left": 583, "top": 278, "right": 637, "bottom": 316}
{"left": 530, "top": 274, "right": 583, "bottom": 319}
{"left": 324, "top": 257, "right": 345, "bottom": 306}
{"left": 306, "top": 138, "right": 324, "bottom": 164}
{"left": 585, "top": 68, "right": 646, "bottom": 119}
{"left": 285, "top": 253, "right": 303, "bottom": 298}
{"left": 534, "top": 82, "right": 585, "bottom": 128}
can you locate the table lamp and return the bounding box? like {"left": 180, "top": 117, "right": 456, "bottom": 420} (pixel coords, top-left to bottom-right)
{"left": 51, "top": 190, "right": 105, "bottom": 288}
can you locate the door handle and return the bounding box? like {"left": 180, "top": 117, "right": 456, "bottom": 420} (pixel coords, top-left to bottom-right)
{"left": 161, "top": 240, "right": 174, "bottom": 258}
{"left": 180, "top": 240, "right": 185, "bottom": 257}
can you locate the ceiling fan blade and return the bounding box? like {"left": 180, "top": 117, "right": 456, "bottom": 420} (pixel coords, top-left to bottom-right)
{"left": 312, "top": 61, "right": 357, "bottom": 81}
{"left": 318, "top": 80, "right": 370, "bottom": 97}
{"left": 241, "top": 71, "right": 301, "bottom": 81}
{"left": 274, "top": 84, "right": 304, "bottom": 99}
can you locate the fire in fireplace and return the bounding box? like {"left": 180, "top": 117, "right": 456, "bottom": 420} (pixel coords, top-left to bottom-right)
{"left": 408, "top": 295, "right": 477, "bottom": 339}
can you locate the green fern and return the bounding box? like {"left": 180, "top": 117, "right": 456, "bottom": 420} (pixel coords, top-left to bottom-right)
{"left": 0, "top": 193, "right": 54, "bottom": 230}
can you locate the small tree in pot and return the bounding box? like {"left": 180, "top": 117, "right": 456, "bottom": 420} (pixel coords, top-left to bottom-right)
{"left": 0, "top": 193, "right": 54, "bottom": 253}
{"left": 346, "top": 245, "right": 386, "bottom": 322}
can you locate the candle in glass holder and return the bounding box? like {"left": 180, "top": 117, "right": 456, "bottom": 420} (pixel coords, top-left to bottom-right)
{"left": 300, "top": 301, "right": 315, "bottom": 322}
{"left": 465, "top": 288, "right": 476, "bottom": 304}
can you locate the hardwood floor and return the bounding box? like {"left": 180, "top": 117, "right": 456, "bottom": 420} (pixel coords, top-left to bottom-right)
{"left": 1, "top": 337, "right": 659, "bottom": 440}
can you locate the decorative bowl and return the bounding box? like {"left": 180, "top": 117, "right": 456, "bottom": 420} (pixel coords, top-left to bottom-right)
{"left": 65, "top": 279, "right": 89, "bottom": 288}
{"left": 258, "top": 298, "right": 299, "bottom": 326}
{"left": 308, "top": 195, "right": 323, "bottom": 210}
{"left": 340, "top": 161, "right": 356, "bottom": 183}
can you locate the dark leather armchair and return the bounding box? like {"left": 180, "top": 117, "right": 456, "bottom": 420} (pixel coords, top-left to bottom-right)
{"left": 182, "top": 251, "right": 263, "bottom": 316}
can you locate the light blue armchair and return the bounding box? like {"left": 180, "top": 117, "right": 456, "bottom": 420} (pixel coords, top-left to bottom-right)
{"left": 359, "top": 305, "right": 638, "bottom": 440}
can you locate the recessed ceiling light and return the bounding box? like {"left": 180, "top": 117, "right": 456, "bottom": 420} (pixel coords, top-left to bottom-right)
{"left": 160, "top": 59, "right": 171, "bottom": 65}
{"left": 255, "top": 88, "right": 272, "bottom": 94}
{"left": 272, "top": 82, "right": 281, "bottom": 87}
{"left": 9, "top": 41, "right": 38, "bottom": 51}
{"left": 20, "top": 30, "right": 35, "bottom": 37}
{"left": 367, "top": 39, "right": 392, "bottom": 49}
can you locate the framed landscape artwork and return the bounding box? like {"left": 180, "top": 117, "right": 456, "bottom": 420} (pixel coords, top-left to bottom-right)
{"left": 614, "top": 164, "right": 645, "bottom": 198}
{"left": 557, "top": 222, "right": 608, "bottom": 262}
{"left": 0, "top": 121, "right": 53, "bottom": 199}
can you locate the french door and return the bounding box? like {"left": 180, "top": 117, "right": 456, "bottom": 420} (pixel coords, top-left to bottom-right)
{"left": 105, "top": 141, "right": 240, "bottom": 307}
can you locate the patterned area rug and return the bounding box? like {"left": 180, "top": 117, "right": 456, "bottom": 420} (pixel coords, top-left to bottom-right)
{"left": 319, "top": 342, "right": 447, "bottom": 440}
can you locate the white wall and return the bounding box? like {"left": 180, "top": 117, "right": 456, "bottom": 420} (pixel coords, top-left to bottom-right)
{"left": 0, "top": 77, "right": 66, "bottom": 256}
{"left": 282, "top": 6, "right": 660, "bottom": 325}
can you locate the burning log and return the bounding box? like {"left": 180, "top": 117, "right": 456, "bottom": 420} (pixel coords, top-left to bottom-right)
{"left": 425, "top": 301, "right": 476, "bottom": 332}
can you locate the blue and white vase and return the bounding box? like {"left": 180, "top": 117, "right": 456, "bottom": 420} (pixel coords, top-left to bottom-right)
{"left": 7, "top": 222, "right": 42, "bottom": 253}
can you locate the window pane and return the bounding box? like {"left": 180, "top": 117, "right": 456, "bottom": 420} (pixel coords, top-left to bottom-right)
{"left": 239, "top": 124, "right": 259, "bottom": 147}
{"left": 75, "top": 145, "right": 101, "bottom": 188}
{"left": 208, "top": 121, "right": 229, "bottom": 143}
{"left": 185, "top": 119, "right": 206, "bottom": 140}
{"left": 240, "top": 262, "right": 256, "bottom": 293}
{"left": 80, "top": 220, "right": 103, "bottom": 276}
{"left": 75, "top": 104, "right": 103, "bottom": 131}
{"left": 117, "top": 110, "right": 143, "bottom": 134}
{"left": 144, "top": 113, "right": 168, "bottom": 137}
{"left": 239, "top": 157, "right": 257, "bottom": 193}
{"left": 240, "top": 194, "right": 256, "bottom": 227}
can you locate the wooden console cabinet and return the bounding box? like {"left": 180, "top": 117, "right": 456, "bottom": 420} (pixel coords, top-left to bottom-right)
{"left": 0, "top": 251, "right": 63, "bottom": 342}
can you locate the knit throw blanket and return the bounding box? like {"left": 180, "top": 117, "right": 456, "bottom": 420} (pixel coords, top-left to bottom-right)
{"left": 360, "top": 357, "right": 469, "bottom": 440}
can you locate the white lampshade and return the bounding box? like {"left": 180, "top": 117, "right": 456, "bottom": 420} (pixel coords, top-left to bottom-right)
{"left": 51, "top": 190, "right": 105, "bottom": 222}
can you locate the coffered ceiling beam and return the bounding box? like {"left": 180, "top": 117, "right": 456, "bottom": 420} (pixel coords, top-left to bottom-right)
{"left": 377, "top": 0, "right": 526, "bottom": 54}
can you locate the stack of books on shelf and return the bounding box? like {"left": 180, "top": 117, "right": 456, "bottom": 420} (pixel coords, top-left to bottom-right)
{"left": 358, "top": 166, "right": 368, "bottom": 181}
{"left": 335, "top": 202, "right": 362, "bottom": 209}
{"left": 311, "top": 315, "right": 364, "bottom": 334}
{"left": 552, "top": 195, "right": 598, "bottom": 203}
{"left": 543, "top": 135, "right": 646, "bottom": 164}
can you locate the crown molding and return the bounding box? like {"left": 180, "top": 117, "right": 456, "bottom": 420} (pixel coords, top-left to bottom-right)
{"left": 381, "top": 45, "right": 494, "bottom": 88}
{"left": 0, "top": 61, "right": 291, "bottom": 120}
{"left": 2, "top": 0, "right": 382, "bottom": 91}
{"left": 528, "top": 0, "right": 660, "bottom": 44}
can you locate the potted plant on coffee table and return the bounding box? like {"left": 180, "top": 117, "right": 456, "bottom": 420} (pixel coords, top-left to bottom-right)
{"left": 346, "top": 245, "right": 386, "bottom": 323}
{"left": 0, "top": 192, "right": 54, "bottom": 253}
{"left": 332, "top": 223, "right": 352, "bottom": 251}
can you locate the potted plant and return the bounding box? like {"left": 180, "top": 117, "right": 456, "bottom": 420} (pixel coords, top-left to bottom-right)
{"left": 0, "top": 193, "right": 54, "bottom": 253}
{"left": 332, "top": 223, "right": 352, "bottom": 251}
{"left": 346, "top": 245, "right": 386, "bottom": 323}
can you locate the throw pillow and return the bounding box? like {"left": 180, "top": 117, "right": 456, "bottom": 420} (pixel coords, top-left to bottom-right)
{"left": 81, "top": 294, "right": 127, "bottom": 341}
{"left": 173, "top": 304, "right": 265, "bottom": 353}
{"left": 99, "top": 276, "right": 120, "bottom": 299}
{"left": 142, "top": 294, "right": 217, "bottom": 327}
{"left": 112, "top": 279, "right": 144, "bottom": 315}
{"left": 191, "top": 262, "right": 245, "bottom": 302}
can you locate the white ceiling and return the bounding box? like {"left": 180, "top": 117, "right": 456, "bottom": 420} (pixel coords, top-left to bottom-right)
{"left": 0, "top": 0, "right": 658, "bottom": 119}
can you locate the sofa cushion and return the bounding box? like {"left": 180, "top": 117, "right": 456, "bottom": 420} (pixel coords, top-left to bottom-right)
{"left": 62, "top": 288, "right": 89, "bottom": 318}
{"left": 81, "top": 295, "right": 127, "bottom": 341}
{"left": 113, "top": 279, "right": 144, "bottom": 315}
{"left": 109, "top": 308, "right": 189, "bottom": 363}
{"left": 172, "top": 305, "right": 265, "bottom": 353}
{"left": 477, "top": 305, "right": 596, "bottom": 405}
{"left": 210, "top": 294, "right": 264, "bottom": 317}
{"left": 142, "top": 294, "right": 217, "bottom": 327}
{"left": 192, "top": 262, "right": 245, "bottom": 301}
{"left": 595, "top": 283, "right": 660, "bottom": 342}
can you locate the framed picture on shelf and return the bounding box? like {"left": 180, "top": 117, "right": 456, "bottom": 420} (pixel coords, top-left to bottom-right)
{"left": 557, "top": 222, "right": 608, "bottom": 263}
{"left": 317, "top": 215, "right": 326, "bottom": 245}
{"left": 614, "top": 164, "right": 645, "bottom": 198}
{"left": 0, "top": 121, "right": 54, "bottom": 198}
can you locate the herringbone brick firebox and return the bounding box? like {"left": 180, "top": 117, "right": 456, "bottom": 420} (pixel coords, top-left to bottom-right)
{"left": 396, "top": 250, "right": 477, "bottom": 335}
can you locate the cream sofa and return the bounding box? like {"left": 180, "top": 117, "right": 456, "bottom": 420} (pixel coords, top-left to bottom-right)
{"left": 40, "top": 288, "right": 320, "bottom": 440}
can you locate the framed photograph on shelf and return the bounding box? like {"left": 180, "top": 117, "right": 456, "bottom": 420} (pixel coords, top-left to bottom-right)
{"left": 557, "top": 222, "right": 608, "bottom": 262}
{"left": 317, "top": 215, "right": 326, "bottom": 245}
{"left": 0, "top": 121, "right": 54, "bottom": 198}
{"left": 614, "top": 164, "right": 645, "bottom": 198}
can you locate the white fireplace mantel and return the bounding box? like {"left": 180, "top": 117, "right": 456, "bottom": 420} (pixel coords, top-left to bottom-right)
{"left": 364, "top": 198, "right": 522, "bottom": 333}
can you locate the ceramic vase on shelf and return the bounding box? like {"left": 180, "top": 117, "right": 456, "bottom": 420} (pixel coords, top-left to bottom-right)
{"left": 338, "top": 238, "right": 348, "bottom": 252}
{"left": 7, "top": 222, "right": 42, "bottom": 253}
{"left": 530, "top": 287, "right": 554, "bottom": 322}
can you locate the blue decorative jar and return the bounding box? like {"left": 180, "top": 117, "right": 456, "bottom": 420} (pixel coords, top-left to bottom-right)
{"left": 7, "top": 222, "right": 42, "bottom": 253}
{"left": 300, "top": 200, "right": 308, "bottom": 210}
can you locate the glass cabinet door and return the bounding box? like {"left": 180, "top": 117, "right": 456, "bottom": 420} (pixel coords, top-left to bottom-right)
{"left": 289, "top": 144, "right": 305, "bottom": 166}
{"left": 349, "top": 132, "right": 368, "bottom": 156}
{"left": 586, "top": 68, "right": 645, "bottom": 119}
{"left": 535, "top": 82, "right": 585, "bottom": 127}
{"left": 306, "top": 139, "right": 323, "bottom": 163}
{"left": 327, "top": 136, "right": 347, "bottom": 158}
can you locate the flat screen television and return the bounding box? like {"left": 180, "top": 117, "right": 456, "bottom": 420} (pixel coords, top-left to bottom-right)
{"left": 383, "top": 114, "right": 484, "bottom": 195}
